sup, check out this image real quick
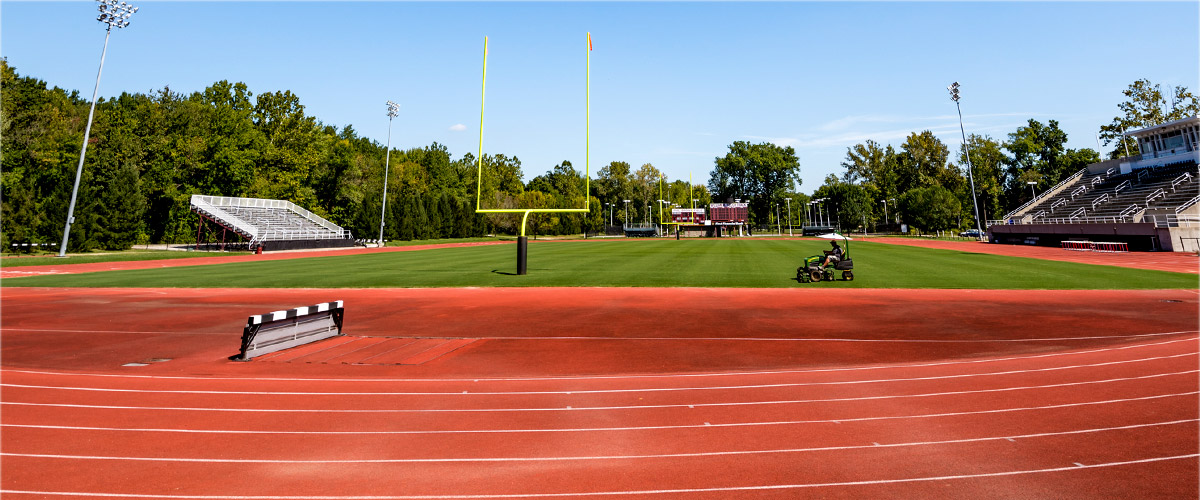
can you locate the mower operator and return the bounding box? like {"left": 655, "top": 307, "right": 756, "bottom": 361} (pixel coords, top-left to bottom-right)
{"left": 821, "top": 240, "right": 843, "bottom": 268}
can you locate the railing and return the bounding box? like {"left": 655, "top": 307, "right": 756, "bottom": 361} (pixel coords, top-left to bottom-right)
{"left": 1090, "top": 176, "right": 1103, "bottom": 187}
{"left": 1050, "top": 198, "right": 1066, "bottom": 211}
{"left": 1105, "top": 166, "right": 1116, "bottom": 177}
{"left": 1177, "top": 195, "right": 1200, "bottom": 213}
{"left": 1032, "top": 210, "right": 1045, "bottom": 220}
{"left": 1037, "top": 215, "right": 1136, "bottom": 224}
{"left": 1114, "top": 180, "right": 1131, "bottom": 195}
{"left": 1070, "top": 185, "right": 1087, "bottom": 199}
{"left": 1091, "top": 193, "right": 1109, "bottom": 210}
{"left": 1146, "top": 188, "right": 1166, "bottom": 205}
{"left": 1137, "top": 169, "right": 1149, "bottom": 182}
{"left": 1171, "top": 172, "right": 1193, "bottom": 191}
{"left": 1142, "top": 213, "right": 1200, "bottom": 227}
{"left": 1069, "top": 207, "right": 1086, "bottom": 219}
{"left": 1119, "top": 204, "right": 1141, "bottom": 217}
{"left": 1002, "top": 168, "right": 1086, "bottom": 220}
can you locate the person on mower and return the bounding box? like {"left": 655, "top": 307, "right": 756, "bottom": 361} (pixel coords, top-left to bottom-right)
{"left": 821, "top": 240, "right": 843, "bottom": 268}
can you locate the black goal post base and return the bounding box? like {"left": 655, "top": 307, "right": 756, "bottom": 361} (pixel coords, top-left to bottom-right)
{"left": 517, "top": 236, "right": 528, "bottom": 275}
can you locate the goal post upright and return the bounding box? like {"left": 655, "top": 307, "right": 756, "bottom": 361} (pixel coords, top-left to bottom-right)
{"left": 474, "top": 33, "right": 593, "bottom": 275}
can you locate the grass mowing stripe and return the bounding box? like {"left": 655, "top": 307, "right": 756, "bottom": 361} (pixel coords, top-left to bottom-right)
{"left": 2, "top": 239, "right": 1195, "bottom": 289}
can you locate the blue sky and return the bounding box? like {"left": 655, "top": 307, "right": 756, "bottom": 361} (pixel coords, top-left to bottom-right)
{"left": 3, "top": 1, "right": 1197, "bottom": 193}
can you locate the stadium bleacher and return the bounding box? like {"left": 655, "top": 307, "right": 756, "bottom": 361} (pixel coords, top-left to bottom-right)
{"left": 989, "top": 160, "right": 1199, "bottom": 252}
{"left": 190, "top": 195, "right": 355, "bottom": 251}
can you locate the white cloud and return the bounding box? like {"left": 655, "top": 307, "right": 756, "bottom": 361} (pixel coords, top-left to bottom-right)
{"left": 449, "top": 124, "right": 467, "bottom": 132}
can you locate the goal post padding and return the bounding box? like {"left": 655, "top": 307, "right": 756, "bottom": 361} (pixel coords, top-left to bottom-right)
{"left": 236, "top": 301, "right": 344, "bottom": 360}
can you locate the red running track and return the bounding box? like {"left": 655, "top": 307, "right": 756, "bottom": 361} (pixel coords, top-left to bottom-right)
{"left": 867, "top": 237, "right": 1199, "bottom": 274}
{"left": 2, "top": 286, "right": 1198, "bottom": 498}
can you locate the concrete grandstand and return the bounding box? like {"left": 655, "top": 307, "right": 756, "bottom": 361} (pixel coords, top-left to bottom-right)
{"left": 990, "top": 116, "right": 1200, "bottom": 252}
{"left": 190, "top": 194, "right": 355, "bottom": 251}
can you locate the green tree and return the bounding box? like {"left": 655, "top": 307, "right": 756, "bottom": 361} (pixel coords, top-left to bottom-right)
{"left": 900, "top": 185, "right": 961, "bottom": 234}
{"left": 1098, "top": 79, "right": 1200, "bottom": 159}
{"left": 709, "top": 141, "right": 801, "bottom": 224}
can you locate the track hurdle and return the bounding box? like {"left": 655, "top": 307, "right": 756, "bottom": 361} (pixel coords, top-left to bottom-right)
{"left": 235, "top": 301, "right": 344, "bottom": 360}
{"left": 1092, "top": 241, "right": 1129, "bottom": 253}
{"left": 1061, "top": 240, "right": 1092, "bottom": 252}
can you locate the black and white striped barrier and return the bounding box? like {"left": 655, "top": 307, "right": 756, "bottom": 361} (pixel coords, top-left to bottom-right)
{"left": 235, "top": 301, "right": 344, "bottom": 360}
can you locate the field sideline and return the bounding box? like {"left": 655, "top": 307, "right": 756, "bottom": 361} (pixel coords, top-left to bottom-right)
{"left": 2, "top": 238, "right": 1196, "bottom": 289}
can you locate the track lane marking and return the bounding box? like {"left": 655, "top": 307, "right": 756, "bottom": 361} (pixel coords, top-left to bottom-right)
{"left": 3, "top": 370, "right": 1195, "bottom": 413}
{"left": 3, "top": 328, "right": 1192, "bottom": 342}
{"left": 4, "top": 353, "right": 1194, "bottom": 397}
{"left": 1, "top": 455, "right": 1196, "bottom": 498}
{"left": 4, "top": 335, "right": 1194, "bottom": 383}
{"left": 2, "top": 419, "right": 1193, "bottom": 463}
{"left": 2, "top": 391, "right": 1194, "bottom": 433}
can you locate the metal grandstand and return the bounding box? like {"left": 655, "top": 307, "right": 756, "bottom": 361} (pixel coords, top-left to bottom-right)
{"left": 190, "top": 195, "right": 355, "bottom": 251}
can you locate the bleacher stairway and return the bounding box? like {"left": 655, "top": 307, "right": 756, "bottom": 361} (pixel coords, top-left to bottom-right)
{"left": 190, "top": 195, "right": 355, "bottom": 251}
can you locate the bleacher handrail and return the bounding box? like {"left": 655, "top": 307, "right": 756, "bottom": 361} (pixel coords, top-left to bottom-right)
{"left": 1002, "top": 167, "right": 1086, "bottom": 220}
{"left": 1114, "top": 180, "right": 1131, "bottom": 194}
{"left": 1038, "top": 215, "right": 1135, "bottom": 225}
{"left": 1119, "top": 204, "right": 1141, "bottom": 217}
{"left": 1177, "top": 195, "right": 1200, "bottom": 213}
{"left": 1171, "top": 172, "right": 1193, "bottom": 190}
{"left": 1091, "top": 193, "right": 1109, "bottom": 209}
{"left": 1146, "top": 188, "right": 1166, "bottom": 205}
{"left": 1142, "top": 213, "right": 1200, "bottom": 228}
{"left": 1069, "top": 207, "right": 1086, "bottom": 219}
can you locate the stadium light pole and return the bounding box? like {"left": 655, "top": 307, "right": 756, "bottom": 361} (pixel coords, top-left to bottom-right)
{"left": 948, "top": 81, "right": 984, "bottom": 240}
{"left": 377, "top": 100, "right": 400, "bottom": 247}
{"left": 1027, "top": 181, "right": 1038, "bottom": 200}
{"left": 58, "top": 0, "right": 138, "bottom": 258}
{"left": 785, "top": 198, "right": 793, "bottom": 236}
{"left": 623, "top": 199, "right": 631, "bottom": 228}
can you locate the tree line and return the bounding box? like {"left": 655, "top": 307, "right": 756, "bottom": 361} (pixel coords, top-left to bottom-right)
{"left": 3, "top": 58, "right": 1194, "bottom": 250}
{"left": 0, "top": 59, "right": 715, "bottom": 251}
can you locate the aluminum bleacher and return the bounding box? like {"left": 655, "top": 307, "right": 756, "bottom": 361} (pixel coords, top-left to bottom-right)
{"left": 988, "top": 161, "right": 1199, "bottom": 251}
{"left": 190, "top": 195, "right": 355, "bottom": 251}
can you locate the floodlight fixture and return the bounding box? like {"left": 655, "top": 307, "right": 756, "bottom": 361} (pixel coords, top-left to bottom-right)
{"left": 58, "top": 0, "right": 140, "bottom": 257}
{"left": 947, "top": 82, "right": 961, "bottom": 102}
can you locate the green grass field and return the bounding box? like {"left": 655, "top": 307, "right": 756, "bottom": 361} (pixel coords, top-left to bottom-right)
{"left": 3, "top": 239, "right": 1194, "bottom": 289}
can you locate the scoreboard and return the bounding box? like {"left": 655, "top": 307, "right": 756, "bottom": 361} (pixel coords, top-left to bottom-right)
{"left": 709, "top": 203, "right": 748, "bottom": 223}
{"left": 671, "top": 208, "right": 705, "bottom": 224}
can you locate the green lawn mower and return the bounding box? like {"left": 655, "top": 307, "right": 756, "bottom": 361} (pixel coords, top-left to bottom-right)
{"left": 797, "top": 233, "right": 854, "bottom": 283}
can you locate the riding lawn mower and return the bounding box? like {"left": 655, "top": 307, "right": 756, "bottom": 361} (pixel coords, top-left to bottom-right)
{"left": 797, "top": 233, "right": 854, "bottom": 283}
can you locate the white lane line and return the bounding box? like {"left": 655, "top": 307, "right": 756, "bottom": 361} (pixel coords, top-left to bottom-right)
{"left": 3, "top": 328, "right": 1190, "bottom": 343}
{"left": 3, "top": 370, "right": 1193, "bottom": 413}
{"left": 2, "top": 419, "right": 1193, "bottom": 464}
{"left": 4, "top": 353, "right": 1194, "bottom": 397}
{"left": 4, "top": 335, "right": 1194, "bottom": 384}
{"left": 2, "top": 392, "right": 1194, "bottom": 434}
{"left": 1, "top": 455, "right": 1195, "bottom": 498}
